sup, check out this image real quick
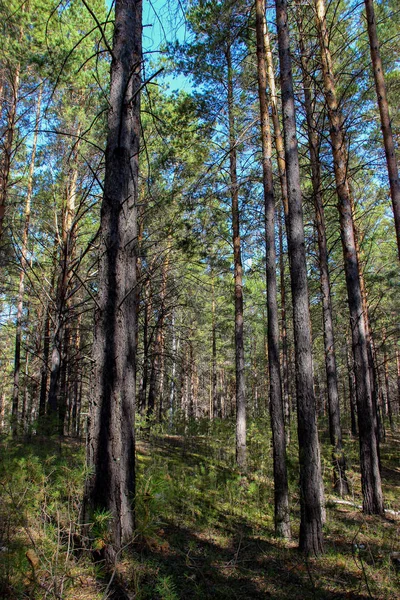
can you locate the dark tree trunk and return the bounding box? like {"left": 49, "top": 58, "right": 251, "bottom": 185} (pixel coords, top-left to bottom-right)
{"left": 275, "top": 0, "right": 324, "bottom": 555}
{"left": 256, "top": 0, "right": 291, "bottom": 539}
{"left": 85, "top": 0, "right": 142, "bottom": 555}
{"left": 315, "top": 0, "right": 384, "bottom": 515}
{"left": 226, "top": 44, "right": 246, "bottom": 471}
{"left": 295, "top": 10, "right": 348, "bottom": 496}
{"left": 364, "top": 0, "right": 400, "bottom": 260}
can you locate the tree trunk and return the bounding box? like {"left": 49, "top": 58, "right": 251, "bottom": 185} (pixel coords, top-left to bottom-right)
{"left": 47, "top": 132, "right": 81, "bottom": 424}
{"left": 226, "top": 44, "right": 246, "bottom": 471}
{"left": 12, "top": 87, "right": 42, "bottom": 436}
{"left": 275, "top": 0, "right": 324, "bottom": 555}
{"left": 256, "top": 0, "right": 291, "bottom": 539}
{"left": 211, "top": 272, "right": 218, "bottom": 419}
{"left": 85, "top": 0, "right": 142, "bottom": 555}
{"left": 314, "top": 0, "right": 384, "bottom": 515}
{"left": 346, "top": 337, "right": 358, "bottom": 437}
{"left": 295, "top": 10, "right": 348, "bottom": 496}
{"left": 264, "top": 21, "right": 291, "bottom": 436}
{"left": 364, "top": 0, "right": 400, "bottom": 260}
{"left": 0, "top": 38, "right": 21, "bottom": 240}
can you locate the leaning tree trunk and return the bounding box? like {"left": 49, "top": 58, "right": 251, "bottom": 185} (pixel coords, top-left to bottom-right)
{"left": 275, "top": 0, "right": 324, "bottom": 555}
{"left": 315, "top": 0, "right": 384, "bottom": 515}
{"left": 85, "top": 0, "right": 142, "bottom": 557}
{"left": 295, "top": 9, "right": 348, "bottom": 496}
{"left": 226, "top": 44, "right": 247, "bottom": 471}
{"left": 364, "top": 0, "right": 400, "bottom": 261}
{"left": 256, "top": 0, "right": 291, "bottom": 539}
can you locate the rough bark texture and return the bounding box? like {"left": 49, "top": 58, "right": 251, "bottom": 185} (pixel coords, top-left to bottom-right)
{"left": 263, "top": 20, "right": 291, "bottom": 436}
{"left": 85, "top": 0, "right": 142, "bottom": 555}
{"left": 275, "top": 0, "right": 324, "bottom": 555}
{"left": 364, "top": 0, "right": 400, "bottom": 260}
{"left": 315, "top": 0, "right": 384, "bottom": 515}
{"left": 295, "top": 12, "right": 348, "bottom": 496}
{"left": 256, "top": 0, "right": 290, "bottom": 539}
{"left": 226, "top": 44, "right": 246, "bottom": 471}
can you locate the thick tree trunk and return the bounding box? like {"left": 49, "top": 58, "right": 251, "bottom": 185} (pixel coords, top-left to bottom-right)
{"left": 364, "top": 0, "right": 400, "bottom": 260}
{"left": 275, "top": 0, "right": 324, "bottom": 555}
{"left": 256, "top": 0, "right": 290, "bottom": 539}
{"left": 85, "top": 0, "right": 142, "bottom": 555}
{"left": 226, "top": 44, "right": 246, "bottom": 471}
{"left": 12, "top": 87, "right": 42, "bottom": 436}
{"left": 296, "top": 13, "right": 348, "bottom": 496}
{"left": 315, "top": 0, "right": 384, "bottom": 515}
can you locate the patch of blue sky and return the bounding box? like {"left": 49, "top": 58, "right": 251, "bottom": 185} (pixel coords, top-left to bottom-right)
{"left": 107, "top": 0, "right": 194, "bottom": 93}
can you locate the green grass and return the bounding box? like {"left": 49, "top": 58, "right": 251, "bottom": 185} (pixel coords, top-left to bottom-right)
{"left": 1, "top": 418, "right": 399, "bottom": 599}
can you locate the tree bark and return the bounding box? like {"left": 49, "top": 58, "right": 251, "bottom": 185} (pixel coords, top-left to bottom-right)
{"left": 226, "top": 44, "right": 246, "bottom": 471}
{"left": 0, "top": 35, "right": 21, "bottom": 240}
{"left": 295, "top": 10, "right": 348, "bottom": 496}
{"left": 275, "top": 0, "right": 324, "bottom": 555}
{"left": 264, "top": 20, "right": 291, "bottom": 438}
{"left": 256, "top": 0, "right": 291, "bottom": 539}
{"left": 85, "top": 0, "right": 142, "bottom": 555}
{"left": 364, "top": 0, "right": 400, "bottom": 260}
{"left": 314, "top": 0, "right": 384, "bottom": 515}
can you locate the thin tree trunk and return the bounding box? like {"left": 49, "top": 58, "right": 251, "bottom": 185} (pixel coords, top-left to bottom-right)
{"left": 264, "top": 22, "right": 291, "bottom": 436}
{"left": 12, "top": 87, "right": 42, "bottom": 436}
{"left": 47, "top": 133, "right": 81, "bottom": 423}
{"left": 296, "top": 11, "right": 348, "bottom": 495}
{"left": 314, "top": 0, "right": 384, "bottom": 515}
{"left": 346, "top": 338, "right": 358, "bottom": 437}
{"left": 226, "top": 44, "right": 246, "bottom": 471}
{"left": 278, "top": 206, "right": 290, "bottom": 439}
{"left": 256, "top": 0, "right": 290, "bottom": 539}
{"left": 364, "top": 0, "right": 400, "bottom": 260}
{"left": 383, "top": 338, "right": 393, "bottom": 430}
{"left": 211, "top": 272, "right": 218, "bottom": 419}
{"left": 169, "top": 307, "right": 178, "bottom": 428}
{"left": 85, "top": 0, "right": 142, "bottom": 556}
{"left": 275, "top": 0, "right": 324, "bottom": 555}
{"left": 0, "top": 42, "right": 21, "bottom": 240}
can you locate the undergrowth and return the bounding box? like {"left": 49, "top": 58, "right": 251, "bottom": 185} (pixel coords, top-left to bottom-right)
{"left": 0, "top": 417, "right": 399, "bottom": 599}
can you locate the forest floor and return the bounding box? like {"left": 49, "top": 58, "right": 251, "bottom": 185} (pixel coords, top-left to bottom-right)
{"left": 0, "top": 418, "right": 399, "bottom": 599}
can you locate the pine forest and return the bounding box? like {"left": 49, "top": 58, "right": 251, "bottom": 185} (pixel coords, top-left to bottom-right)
{"left": 0, "top": 0, "right": 399, "bottom": 598}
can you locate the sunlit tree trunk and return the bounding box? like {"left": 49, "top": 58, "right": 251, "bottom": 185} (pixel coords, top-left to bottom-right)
{"left": 256, "top": 0, "right": 290, "bottom": 539}
{"left": 226, "top": 44, "right": 246, "bottom": 471}
{"left": 263, "top": 21, "right": 291, "bottom": 433}
{"left": 364, "top": 0, "right": 400, "bottom": 260}
{"left": 315, "top": 0, "right": 384, "bottom": 515}
{"left": 0, "top": 32, "right": 22, "bottom": 240}
{"left": 295, "top": 10, "right": 348, "bottom": 495}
